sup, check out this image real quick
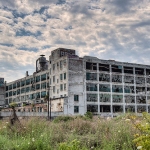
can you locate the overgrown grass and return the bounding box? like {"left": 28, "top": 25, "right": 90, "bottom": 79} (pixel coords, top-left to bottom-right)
{"left": 0, "top": 114, "right": 144, "bottom": 150}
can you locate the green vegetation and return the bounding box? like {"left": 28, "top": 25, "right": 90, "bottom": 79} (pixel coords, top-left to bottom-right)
{"left": 0, "top": 113, "right": 150, "bottom": 150}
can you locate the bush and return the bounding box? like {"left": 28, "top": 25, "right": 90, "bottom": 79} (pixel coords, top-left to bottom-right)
{"left": 53, "top": 115, "right": 74, "bottom": 123}
{"left": 84, "top": 112, "right": 93, "bottom": 119}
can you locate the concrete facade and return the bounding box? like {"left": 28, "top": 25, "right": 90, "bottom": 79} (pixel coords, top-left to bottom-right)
{"left": 0, "top": 78, "right": 5, "bottom": 106}
{"left": 3, "top": 48, "right": 150, "bottom": 117}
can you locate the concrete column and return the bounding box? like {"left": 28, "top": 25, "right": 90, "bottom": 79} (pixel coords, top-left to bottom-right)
{"left": 122, "top": 66, "right": 125, "bottom": 113}
{"left": 110, "top": 64, "right": 113, "bottom": 115}
{"left": 133, "top": 67, "right": 137, "bottom": 113}
{"left": 97, "top": 63, "right": 100, "bottom": 114}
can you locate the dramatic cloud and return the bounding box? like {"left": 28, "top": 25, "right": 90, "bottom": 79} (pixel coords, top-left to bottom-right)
{"left": 0, "top": 0, "right": 150, "bottom": 82}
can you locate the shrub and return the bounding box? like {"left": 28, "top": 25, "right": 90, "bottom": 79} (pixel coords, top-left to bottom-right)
{"left": 84, "top": 112, "right": 93, "bottom": 119}
{"left": 53, "top": 115, "right": 74, "bottom": 123}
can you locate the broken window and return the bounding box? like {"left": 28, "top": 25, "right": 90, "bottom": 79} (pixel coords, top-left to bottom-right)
{"left": 74, "top": 106, "right": 79, "bottom": 113}
{"left": 21, "top": 96, "right": 25, "bottom": 101}
{"left": 21, "top": 88, "right": 25, "bottom": 94}
{"left": 9, "top": 85, "right": 12, "bottom": 90}
{"left": 125, "top": 96, "right": 135, "bottom": 103}
{"left": 41, "top": 74, "right": 46, "bottom": 81}
{"left": 86, "top": 62, "right": 97, "bottom": 70}
{"left": 147, "top": 96, "right": 150, "bottom": 104}
{"left": 124, "top": 67, "right": 133, "bottom": 74}
{"left": 100, "top": 105, "right": 111, "bottom": 112}
{"left": 112, "top": 95, "right": 123, "bottom": 103}
{"left": 125, "top": 105, "right": 135, "bottom": 112}
{"left": 137, "top": 105, "right": 146, "bottom": 113}
{"left": 87, "top": 94, "right": 98, "bottom": 102}
{"left": 6, "top": 86, "right": 8, "bottom": 91}
{"left": 6, "top": 92, "right": 8, "bottom": 97}
{"left": 99, "top": 84, "right": 110, "bottom": 92}
{"left": 135, "top": 68, "right": 144, "bottom": 75}
{"left": 16, "top": 97, "right": 20, "bottom": 102}
{"left": 30, "top": 93, "right": 35, "bottom": 99}
{"left": 36, "top": 92, "right": 40, "bottom": 99}
{"left": 87, "top": 105, "right": 98, "bottom": 112}
{"left": 99, "top": 74, "right": 110, "bottom": 82}
{"left": 148, "top": 106, "right": 150, "bottom": 113}
{"left": 5, "top": 99, "right": 8, "bottom": 105}
{"left": 17, "top": 89, "right": 20, "bottom": 95}
{"left": 99, "top": 63, "right": 109, "bottom": 72}
{"left": 124, "top": 76, "right": 134, "bottom": 84}
{"left": 113, "top": 105, "right": 123, "bottom": 113}
{"left": 136, "top": 77, "right": 145, "bottom": 84}
{"left": 146, "top": 78, "right": 150, "bottom": 86}
{"left": 74, "top": 95, "right": 79, "bottom": 101}
{"left": 21, "top": 81, "right": 25, "bottom": 87}
{"left": 100, "top": 94, "right": 110, "bottom": 102}
{"left": 136, "top": 87, "right": 145, "bottom": 94}
{"left": 26, "top": 79, "right": 30, "bottom": 85}
{"left": 13, "top": 83, "right": 16, "bottom": 89}
{"left": 112, "top": 75, "right": 122, "bottom": 83}
{"left": 41, "top": 82, "right": 46, "bottom": 89}
{"left": 111, "top": 65, "right": 122, "bottom": 73}
{"left": 60, "top": 60, "right": 63, "bottom": 69}
{"left": 26, "top": 87, "right": 30, "bottom": 93}
{"left": 13, "top": 91, "right": 16, "bottom": 96}
{"left": 86, "top": 83, "right": 97, "bottom": 91}
{"left": 41, "top": 91, "right": 46, "bottom": 98}
{"left": 112, "top": 85, "right": 123, "bottom": 93}
{"left": 31, "top": 85, "right": 35, "bottom": 91}
{"left": 36, "top": 76, "right": 40, "bottom": 83}
{"left": 86, "top": 73, "right": 97, "bottom": 80}
{"left": 136, "top": 96, "right": 146, "bottom": 104}
{"left": 124, "top": 86, "right": 135, "bottom": 93}
{"left": 9, "top": 91, "right": 12, "bottom": 96}
{"left": 17, "top": 82, "right": 20, "bottom": 88}
{"left": 36, "top": 84, "right": 40, "bottom": 90}
{"left": 146, "top": 69, "right": 150, "bottom": 75}
{"left": 9, "top": 98, "right": 12, "bottom": 103}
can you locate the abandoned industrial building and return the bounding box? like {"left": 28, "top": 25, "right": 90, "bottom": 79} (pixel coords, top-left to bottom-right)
{"left": 1, "top": 48, "right": 150, "bottom": 117}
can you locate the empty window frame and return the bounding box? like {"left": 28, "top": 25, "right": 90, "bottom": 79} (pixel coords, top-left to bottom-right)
{"left": 74, "top": 106, "right": 79, "bottom": 113}
{"left": 124, "top": 86, "right": 135, "bottom": 93}
{"left": 124, "top": 76, "right": 134, "bottom": 84}
{"left": 26, "top": 87, "right": 30, "bottom": 92}
{"left": 6, "top": 86, "right": 8, "bottom": 91}
{"left": 26, "top": 79, "right": 30, "bottom": 85}
{"left": 36, "top": 92, "right": 40, "bottom": 98}
{"left": 6, "top": 92, "right": 8, "bottom": 97}
{"left": 147, "top": 96, "right": 150, "bottom": 104}
{"left": 136, "top": 96, "right": 146, "bottom": 104}
{"left": 21, "top": 88, "right": 25, "bottom": 94}
{"left": 31, "top": 78, "right": 33, "bottom": 84}
{"left": 41, "top": 91, "right": 46, "bottom": 98}
{"left": 99, "top": 63, "right": 109, "bottom": 72}
{"left": 53, "top": 76, "right": 55, "bottom": 82}
{"left": 100, "top": 94, "right": 110, "bottom": 102}
{"left": 36, "top": 76, "right": 40, "bottom": 83}
{"left": 87, "top": 105, "right": 98, "bottom": 112}
{"left": 136, "top": 77, "right": 145, "bottom": 84}
{"left": 148, "top": 106, "right": 150, "bottom": 113}
{"left": 86, "top": 62, "right": 97, "bottom": 70}
{"left": 60, "top": 74, "right": 63, "bottom": 80}
{"left": 113, "top": 95, "right": 123, "bottom": 103}
{"left": 86, "top": 83, "right": 97, "bottom": 91}
{"left": 9, "top": 98, "right": 12, "bottom": 103}
{"left": 137, "top": 105, "right": 146, "bottom": 113}
{"left": 136, "top": 87, "right": 145, "bottom": 94}
{"left": 53, "top": 86, "right": 55, "bottom": 93}
{"left": 21, "top": 96, "right": 25, "bottom": 101}
{"left": 64, "top": 73, "right": 66, "bottom": 79}
{"left": 87, "top": 94, "right": 98, "bottom": 102}
{"left": 112, "top": 75, "right": 122, "bottom": 83}
{"left": 57, "top": 62, "right": 59, "bottom": 67}
{"left": 125, "top": 96, "right": 135, "bottom": 103}
{"left": 74, "top": 95, "right": 79, "bottom": 101}
{"left": 60, "top": 84, "right": 63, "bottom": 91}
{"left": 99, "top": 74, "right": 110, "bottom": 82}
{"left": 41, "top": 82, "right": 46, "bottom": 89}
{"left": 16, "top": 97, "right": 20, "bottom": 102}
{"left": 17, "top": 82, "right": 20, "bottom": 88}
{"left": 100, "top": 105, "right": 111, "bottom": 112}
{"left": 9, "top": 91, "right": 12, "bottom": 96}
{"left": 124, "top": 67, "right": 133, "bottom": 74}
{"left": 135, "top": 68, "right": 144, "bottom": 75}
{"left": 113, "top": 105, "right": 123, "bottom": 113}
{"left": 31, "top": 93, "right": 35, "bottom": 99}
{"left": 47, "top": 73, "right": 49, "bottom": 79}
{"left": 5, "top": 99, "right": 8, "bottom": 105}
{"left": 147, "top": 87, "right": 150, "bottom": 95}
{"left": 57, "top": 89, "right": 59, "bottom": 94}
{"left": 146, "top": 78, "right": 150, "bottom": 84}
{"left": 64, "top": 83, "right": 66, "bottom": 90}
{"left": 21, "top": 81, "right": 25, "bottom": 87}
{"left": 41, "top": 74, "right": 46, "bottom": 81}
{"left": 111, "top": 65, "right": 122, "bottom": 73}
{"left": 112, "top": 85, "right": 123, "bottom": 93}
{"left": 13, "top": 83, "right": 16, "bottom": 89}
{"left": 99, "top": 84, "right": 110, "bottom": 92}
{"left": 60, "top": 60, "right": 63, "bottom": 69}
{"left": 125, "top": 105, "right": 135, "bottom": 112}
{"left": 9, "top": 85, "right": 12, "bottom": 90}
{"left": 13, "top": 91, "right": 16, "bottom": 96}
{"left": 53, "top": 64, "right": 55, "bottom": 70}
{"left": 86, "top": 73, "right": 97, "bottom": 80}
{"left": 36, "top": 84, "right": 40, "bottom": 90}
{"left": 17, "top": 89, "right": 20, "bottom": 95}
{"left": 31, "top": 85, "right": 35, "bottom": 91}
{"left": 146, "top": 69, "right": 150, "bottom": 75}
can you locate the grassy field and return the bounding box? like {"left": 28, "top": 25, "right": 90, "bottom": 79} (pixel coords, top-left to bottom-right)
{"left": 0, "top": 113, "right": 148, "bottom": 150}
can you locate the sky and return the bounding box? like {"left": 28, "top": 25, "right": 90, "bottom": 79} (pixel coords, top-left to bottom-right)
{"left": 0, "top": 0, "right": 150, "bottom": 82}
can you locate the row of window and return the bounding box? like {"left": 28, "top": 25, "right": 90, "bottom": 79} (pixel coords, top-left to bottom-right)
{"left": 86, "top": 83, "right": 150, "bottom": 93}
{"left": 74, "top": 105, "right": 150, "bottom": 113}
{"left": 86, "top": 62, "right": 150, "bottom": 75}
{"left": 53, "top": 84, "right": 67, "bottom": 93}
{"left": 52, "top": 59, "right": 66, "bottom": 71}
{"left": 52, "top": 73, "right": 66, "bottom": 83}
{"left": 6, "top": 74, "right": 49, "bottom": 91}
{"left": 86, "top": 73, "right": 150, "bottom": 84}
{"left": 6, "top": 83, "right": 49, "bottom": 97}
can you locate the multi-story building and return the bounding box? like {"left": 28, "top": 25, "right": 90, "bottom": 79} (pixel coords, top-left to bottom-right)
{"left": 0, "top": 78, "right": 5, "bottom": 106}
{"left": 4, "top": 48, "right": 150, "bottom": 116}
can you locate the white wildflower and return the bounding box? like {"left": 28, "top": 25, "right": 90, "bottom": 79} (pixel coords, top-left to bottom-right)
{"left": 24, "top": 127, "right": 26, "bottom": 128}
{"left": 6, "top": 122, "right": 8, "bottom": 124}
{"left": 137, "top": 146, "right": 142, "bottom": 149}
{"left": 32, "top": 138, "right": 35, "bottom": 142}
{"left": 125, "top": 119, "right": 130, "bottom": 122}
{"left": 41, "top": 135, "right": 43, "bottom": 137}
{"left": 146, "top": 123, "right": 148, "bottom": 125}
{"left": 28, "top": 142, "right": 30, "bottom": 144}
{"left": 32, "top": 131, "right": 34, "bottom": 133}
{"left": 3, "top": 126, "right": 6, "bottom": 128}
{"left": 118, "top": 130, "right": 120, "bottom": 132}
